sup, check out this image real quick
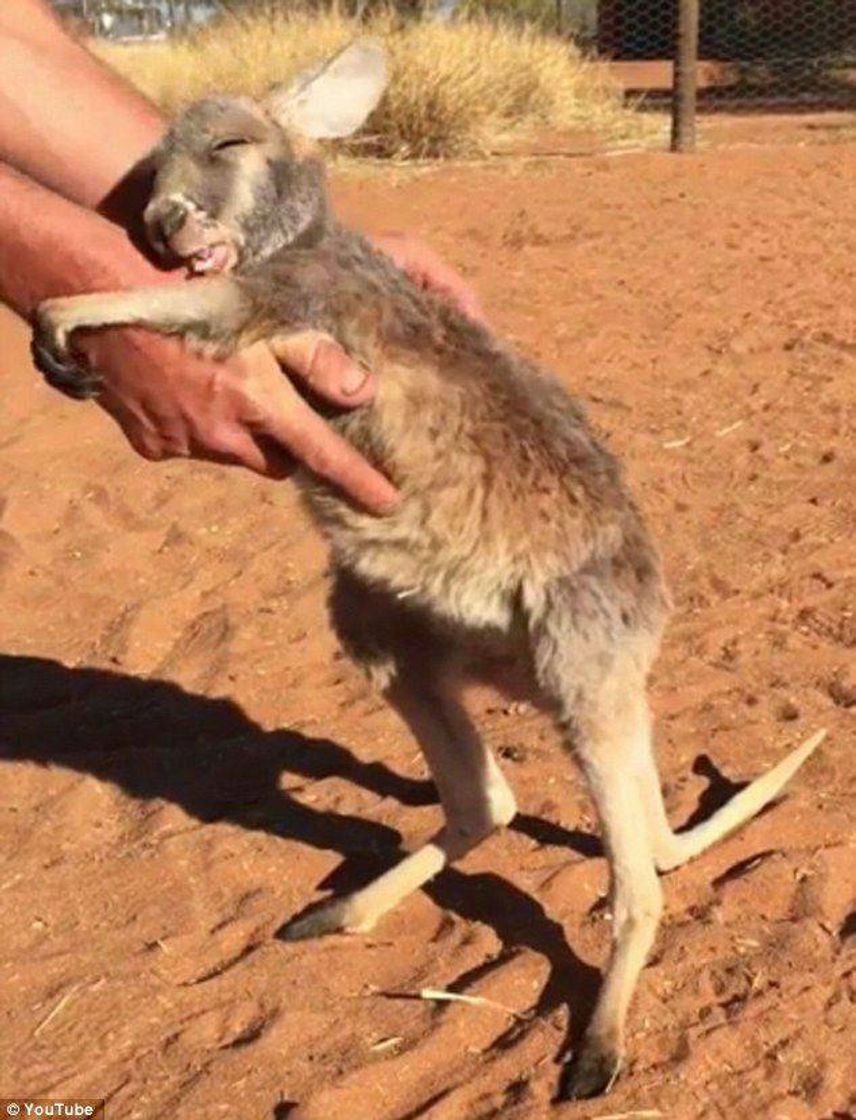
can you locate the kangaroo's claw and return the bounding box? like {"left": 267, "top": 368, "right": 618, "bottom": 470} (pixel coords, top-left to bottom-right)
{"left": 31, "top": 331, "right": 103, "bottom": 400}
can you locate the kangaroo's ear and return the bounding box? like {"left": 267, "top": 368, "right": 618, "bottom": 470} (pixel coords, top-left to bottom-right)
{"left": 265, "top": 40, "right": 387, "bottom": 140}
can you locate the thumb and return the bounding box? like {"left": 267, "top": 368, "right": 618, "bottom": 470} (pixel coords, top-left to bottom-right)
{"left": 254, "top": 373, "right": 399, "bottom": 515}
{"left": 271, "top": 331, "right": 376, "bottom": 408}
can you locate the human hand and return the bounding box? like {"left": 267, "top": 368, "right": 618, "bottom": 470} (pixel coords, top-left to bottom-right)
{"left": 370, "top": 231, "right": 486, "bottom": 323}
{"left": 64, "top": 225, "right": 485, "bottom": 516}
{"left": 245, "top": 233, "right": 483, "bottom": 508}
{"left": 77, "top": 327, "right": 399, "bottom": 514}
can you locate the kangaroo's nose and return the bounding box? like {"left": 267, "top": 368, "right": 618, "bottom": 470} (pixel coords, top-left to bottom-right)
{"left": 143, "top": 197, "right": 191, "bottom": 255}
{"left": 157, "top": 200, "right": 190, "bottom": 240}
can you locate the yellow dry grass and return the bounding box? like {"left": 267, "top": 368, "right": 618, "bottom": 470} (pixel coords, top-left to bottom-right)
{"left": 95, "top": 9, "right": 649, "bottom": 159}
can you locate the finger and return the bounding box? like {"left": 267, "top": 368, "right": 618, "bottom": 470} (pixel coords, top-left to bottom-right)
{"left": 271, "top": 331, "right": 376, "bottom": 407}
{"left": 96, "top": 396, "right": 184, "bottom": 462}
{"left": 454, "top": 287, "right": 487, "bottom": 325}
{"left": 417, "top": 258, "right": 486, "bottom": 323}
{"left": 371, "top": 232, "right": 485, "bottom": 323}
{"left": 257, "top": 386, "right": 399, "bottom": 515}
{"left": 425, "top": 273, "right": 487, "bottom": 324}
{"left": 190, "top": 428, "right": 271, "bottom": 474}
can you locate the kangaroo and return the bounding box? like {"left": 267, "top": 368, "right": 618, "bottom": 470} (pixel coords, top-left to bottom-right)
{"left": 30, "top": 42, "right": 825, "bottom": 1100}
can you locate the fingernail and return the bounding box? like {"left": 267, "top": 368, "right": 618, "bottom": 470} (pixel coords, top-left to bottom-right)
{"left": 341, "top": 360, "right": 370, "bottom": 397}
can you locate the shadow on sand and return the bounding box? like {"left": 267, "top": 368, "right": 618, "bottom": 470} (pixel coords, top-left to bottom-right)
{"left": 1, "top": 654, "right": 606, "bottom": 1053}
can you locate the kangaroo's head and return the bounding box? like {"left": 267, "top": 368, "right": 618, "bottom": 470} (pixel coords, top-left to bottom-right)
{"left": 143, "top": 41, "right": 387, "bottom": 275}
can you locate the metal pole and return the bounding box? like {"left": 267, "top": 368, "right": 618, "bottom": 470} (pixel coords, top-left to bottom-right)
{"left": 671, "top": 0, "right": 700, "bottom": 152}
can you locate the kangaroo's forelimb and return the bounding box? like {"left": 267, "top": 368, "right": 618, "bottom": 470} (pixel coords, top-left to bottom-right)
{"left": 32, "top": 279, "right": 252, "bottom": 378}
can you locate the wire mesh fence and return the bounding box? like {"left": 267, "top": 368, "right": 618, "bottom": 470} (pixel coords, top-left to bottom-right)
{"left": 470, "top": 1, "right": 856, "bottom": 129}
{"left": 476, "top": 0, "right": 856, "bottom": 150}
{"left": 593, "top": 0, "right": 856, "bottom": 118}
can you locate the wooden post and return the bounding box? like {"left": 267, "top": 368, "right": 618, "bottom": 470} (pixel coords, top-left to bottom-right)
{"left": 671, "top": 0, "right": 700, "bottom": 152}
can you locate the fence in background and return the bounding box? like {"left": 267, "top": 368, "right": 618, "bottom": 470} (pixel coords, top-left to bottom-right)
{"left": 468, "top": 1, "right": 856, "bottom": 149}
{"left": 455, "top": 0, "right": 856, "bottom": 149}
{"left": 53, "top": 0, "right": 209, "bottom": 39}
{"left": 54, "top": 1, "right": 856, "bottom": 150}
{"left": 589, "top": 0, "right": 856, "bottom": 150}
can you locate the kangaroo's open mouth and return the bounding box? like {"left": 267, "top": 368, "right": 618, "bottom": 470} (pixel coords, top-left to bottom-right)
{"left": 143, "top": 196, "right": 241, "bottom": 276}
{"left": 187, "top": 242, "right": 238, "bottom": 275}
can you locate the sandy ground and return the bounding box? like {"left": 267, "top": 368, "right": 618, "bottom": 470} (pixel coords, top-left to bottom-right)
{"left": 0, "top": 140, "right": 854, "bottom": 1120}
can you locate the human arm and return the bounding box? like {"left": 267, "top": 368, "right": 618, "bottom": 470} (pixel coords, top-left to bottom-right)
{"left": 0, "top": 0, "right": 162, "bottom": 209}
{"left": 0, "top": 1, "right": 480, "bottom": 508}
{"left": 0, "top": 161, "right": 399, "bottom": 508}
{"left": 0, "top": 1, "right": 403, "bottom": 509}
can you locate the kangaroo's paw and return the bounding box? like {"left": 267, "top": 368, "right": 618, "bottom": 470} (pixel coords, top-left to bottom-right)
{"left": 276, "top": 896, "right": 374, "bottom": 942}
{"left": 31, "top": 306, "right": 102, "bottom": 400}
{"left": 31, "top": 336, "right": 103, "bottom": 400}
{"left": 556, "top": 1039, "right": 622, "bottom": 1101}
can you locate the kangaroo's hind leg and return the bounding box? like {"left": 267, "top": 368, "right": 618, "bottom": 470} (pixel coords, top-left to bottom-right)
{"left": 556, "top": 680, "right": 662, "bottom": 1100}
{"left": 279, "top": 573, "right": 517, "bottom": 941}
{"left": 556, "top": 669, "right": 824, "bottom": 1099}
{"left": 527, "top": 566, "right": 666, "bottom": 1101}
{"left": 535, "top": 567, "right": 822, "bottom": 1100}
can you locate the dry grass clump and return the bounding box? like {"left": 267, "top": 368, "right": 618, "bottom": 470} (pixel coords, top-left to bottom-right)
{"left": 95, "top": 9, "right": 645, "bottom": 159}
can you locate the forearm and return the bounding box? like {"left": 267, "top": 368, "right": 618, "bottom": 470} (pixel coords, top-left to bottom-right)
{"left": 0, "top": 162, "right": 167, "bottom": 320}
{"left": 0, "top": 0, "right": 163, "bottom": 209}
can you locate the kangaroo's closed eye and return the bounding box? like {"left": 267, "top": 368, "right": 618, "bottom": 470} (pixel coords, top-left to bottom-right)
{"left": 211, "top": 137, "right": 251, "bottom": 153}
